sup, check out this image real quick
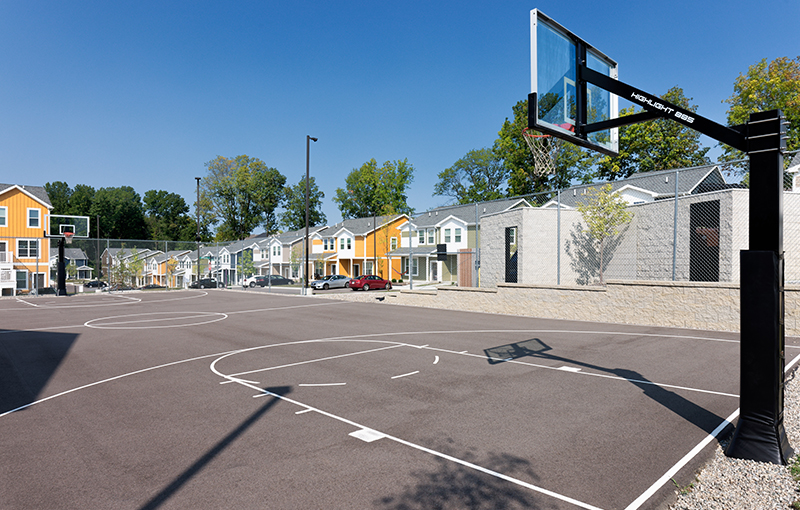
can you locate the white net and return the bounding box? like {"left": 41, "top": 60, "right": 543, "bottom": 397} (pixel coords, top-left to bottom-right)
{"left": 523, "top": 128, "right": 562, "bottom": 177}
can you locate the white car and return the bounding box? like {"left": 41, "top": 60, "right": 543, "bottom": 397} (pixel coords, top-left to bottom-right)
{"left": 311, "top": 274, "right": 351, "bottom": 290}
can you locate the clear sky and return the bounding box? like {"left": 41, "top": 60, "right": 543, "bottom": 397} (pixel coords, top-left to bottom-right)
{"left": 2, "top": 1, "right": 797, "bottom": 231}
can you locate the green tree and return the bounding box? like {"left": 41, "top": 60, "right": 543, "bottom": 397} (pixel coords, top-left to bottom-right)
{"left": 143, "top": 189, "right": 196, "bottom": 241}
{"left": 236, "top": 250, "right": 256, "bottom": 280}
{"left": 493, "top": 98, "right": 596, "bottom": 196}
{"left": 202, "top": 155, "right": 287, "bottom": 241}
{"left": 596, "top": 87, "right": 711, "bottom": 180}
{"left": 721, "top": 56, "right": 800, "bottom": 173}
{"left": 44, "top": 181, "right": 72, "bottom": 214}
{"left": 576, "top": 184, "right": 634, "bottom": 284}
{"left": 433, "top": 148, "right": 507, "bottom": 204}
{"left": 90, "top": 187, "right": 148, "bottom": 240}
{"left": 280, "top": 175, "right": 326, "bottom": 231}
{"left": 68, "top": 184, "right": 96, "bottom": 216}
{"left": 333, "top": 159, "right": 415, "bottom": 219}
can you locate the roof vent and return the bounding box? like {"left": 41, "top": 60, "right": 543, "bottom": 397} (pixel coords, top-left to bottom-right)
{"left": 573, "top": 189, "right": 576, "bottom": 196}
{"left": 665, "top": 175, "right": 669, "bottom": 183}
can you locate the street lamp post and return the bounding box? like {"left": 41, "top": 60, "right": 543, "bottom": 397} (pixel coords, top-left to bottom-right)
{"left": 195, "top": 177, "right": 201, "bottom": 284}
{"left": 305, "top": 135, "right": 317, "bottom": 295}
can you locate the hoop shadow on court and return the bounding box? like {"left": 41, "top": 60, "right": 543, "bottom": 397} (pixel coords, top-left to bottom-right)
{"left": 0, "top": 330, "right": 78, "bottom": 415}
{"left": 138, "top": 386, "right": 291, "bottom": 510}
{"left": 484, "top": 338, "right": 727, "bottom": 436}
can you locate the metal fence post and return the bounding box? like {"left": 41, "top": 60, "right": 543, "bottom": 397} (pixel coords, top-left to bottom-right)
{"left": 672, "top": 170, "right": 679, "bottom": 281}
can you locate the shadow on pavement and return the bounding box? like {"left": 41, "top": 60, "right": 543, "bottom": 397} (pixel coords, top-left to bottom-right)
{"left": 376, "top": 439, "right": 555, "bottom": 510}
{"left": 138, "top": 386, "right": 291, "bottom": 510}
{"left": 0, "top": 329, "right": 79, "bottom": 415}
{"left": 484, "top": 338, "right": 727, "bottom": 436}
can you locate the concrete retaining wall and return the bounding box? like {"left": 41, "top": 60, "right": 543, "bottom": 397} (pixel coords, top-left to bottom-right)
{"left": 324, "top": 280, "right": 800, "bottom": 336}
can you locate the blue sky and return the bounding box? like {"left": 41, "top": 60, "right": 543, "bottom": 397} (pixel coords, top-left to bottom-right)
{"left": 2, "top": 1, "right": 797, "bottom": 231}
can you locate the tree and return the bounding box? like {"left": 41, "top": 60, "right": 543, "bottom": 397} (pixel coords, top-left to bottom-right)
{"left": 44, "top": 181, "right": 71, "bottom": 214}
{"left": 493, "top": 98, "right": 596, "bottom": 196}
{"left": 143, "top": 189, "right": 196, "bottom": 241}
{"left": 596, "top": 87, "right": 711, "bottom": 180}
{"left": 68, "top": 184, "right": 96, "bottom": 216}
{"left": 201, "top": 155, "right": 287, "bottom": 241}
{"left": 280, "top": 175, "right": 326, "bottom": 232}
{"left": 333, "top": 159, "right": 415, "bottom": 219}
{"left": 575, "top": 184, "right": 634, "bottom": 284}
{"left": 433, "top": 148, "right": 507, "bottom": 204}
{"left": 721, "top": 57, "right": 800, "bottom": 173}
{"left": 90, "top": 187, "right": 148, "bottom": 240}
{"left": 236, "top": 250, "right": 256, "bottom": 280}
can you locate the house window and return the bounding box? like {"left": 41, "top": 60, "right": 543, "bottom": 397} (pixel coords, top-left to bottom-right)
{"left": 27, "top": 208, "right": 40, "bottom": 228}
{"left": 427, "top": 229, "right": 435, "bottom": 244}
{"left": 455, "top": 228, "right": 462, "bottom": 243}
{"left": 340, "top": 238, "right": 345, "bottom": 250}
{"left": 365, "top": 261, "right": 374, "bottom": 275}
{"left": 418, "top": 229, "right": 424, "bottom": 244}
{"left": 272, "top": 245, "right": 281, "bottom": 257}
{"left": 0, "top": 206, "right": 6, "bottom": 227}
{"left": 444, "top": 228, "right": 451, "bottom": 243}
{"left": 508, "top": 228, "right": 516, "bottom": 245}
{"left": 404, "top": 257, "right": 418, "bottom": 276}
{"left": 16, "top": 270, "right": 28, "bottom": 290}
{"left": 390, "top": 237, "right": 397, "bottom": 250}
{"left": 17, "top": 239, "right": 38, "bottom": 258}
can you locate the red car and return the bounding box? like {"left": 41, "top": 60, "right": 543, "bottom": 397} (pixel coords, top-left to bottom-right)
{"left": 348, "top": 275, "right": 391, "bottom": 291}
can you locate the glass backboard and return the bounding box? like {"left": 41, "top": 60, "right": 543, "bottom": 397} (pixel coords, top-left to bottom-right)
{"left": 47, "top": 214, "right": 90, "bottom": 238}
{"left": 530, "top": 9, "right": 619, "bottom": 156}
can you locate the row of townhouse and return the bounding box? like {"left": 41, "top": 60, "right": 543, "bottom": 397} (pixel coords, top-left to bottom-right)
{"left": 211, "top": 199, "right": 532, "bottom": 287}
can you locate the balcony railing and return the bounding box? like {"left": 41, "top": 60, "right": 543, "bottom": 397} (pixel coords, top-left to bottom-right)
{"left": 0, "top": 251, "right": 13, "bottom": 264}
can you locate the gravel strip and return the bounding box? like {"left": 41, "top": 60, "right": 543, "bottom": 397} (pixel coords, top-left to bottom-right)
{"left": 670, "top": 368, "right": 800, "bottom": 510}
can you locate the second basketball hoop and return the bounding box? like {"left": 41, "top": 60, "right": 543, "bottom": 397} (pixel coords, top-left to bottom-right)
{"left": 523, "top": 127, "right": 562, "bottom": 177}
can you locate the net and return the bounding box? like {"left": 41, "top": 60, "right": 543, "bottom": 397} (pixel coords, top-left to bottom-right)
{"left": 64, "top": 232, "right": 74, "bottom": 245}
{"left": 523, "top": 128, "right": 562, "bottom": 177}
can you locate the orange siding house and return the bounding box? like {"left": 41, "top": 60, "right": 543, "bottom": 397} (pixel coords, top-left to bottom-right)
{"left": 0, "top": 184, "right": 52, "bottom": 296}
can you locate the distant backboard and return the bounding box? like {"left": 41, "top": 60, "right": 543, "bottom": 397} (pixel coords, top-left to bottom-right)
{"left": 47, "top": 214, "right": 90, "bottom": 238}
{"left": 530, "top": 9, "right": 618, "bottom": 156}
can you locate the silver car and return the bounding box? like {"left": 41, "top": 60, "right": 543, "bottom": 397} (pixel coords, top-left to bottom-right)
{"left": 311, "top": 274, "right": 351, "bottom": 290}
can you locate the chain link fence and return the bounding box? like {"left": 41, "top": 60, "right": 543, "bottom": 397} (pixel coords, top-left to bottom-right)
{"left": 0, "top": 237, "right": 242, "bottom": 295}
{"left": 479, "top": 155, "right": 800, "bottom": 287}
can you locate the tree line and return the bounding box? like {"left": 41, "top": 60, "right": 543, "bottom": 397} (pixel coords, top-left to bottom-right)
{"left": 48, "top": 56, "right": 799, "bottom": 242}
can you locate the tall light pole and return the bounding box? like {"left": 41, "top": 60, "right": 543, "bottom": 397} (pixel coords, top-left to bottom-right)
{"left": 305, "top": 135, "right": 317, "bottom": 295}
{"left": 195, "top": 177, "right": 201, "bottom": 284}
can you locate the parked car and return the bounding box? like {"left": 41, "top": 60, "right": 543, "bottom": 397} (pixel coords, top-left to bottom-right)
{"left": 85, "top": 280, "right": 108, "bottom": 288}
{"left": 348, "top": 275, "right": 391, "bottom": 291}
{"left": 106, "top": 283, "right": 134, "bottom": 291}
{"left": 243, "top": 275, "right": 294, "bottom": 287}
{"left": 189, "top": 278, "right": 218, "bottom": 289}
{"left": 311, "top": 274, "right": 351, "bottom": 290}
{"left": 139, "top": 283, "right": 165, "bottom": 290}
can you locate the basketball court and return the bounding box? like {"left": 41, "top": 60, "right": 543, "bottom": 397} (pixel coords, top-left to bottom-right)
{"left": 2, "top": 289, "right": 798, "bottom": 509}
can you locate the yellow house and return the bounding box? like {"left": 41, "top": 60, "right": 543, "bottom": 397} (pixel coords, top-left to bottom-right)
{"left": 310, "top": 214, "right": 408, "bottom": 279}
{"left": 0, "top": 184, "right": 52, "bottom": 296}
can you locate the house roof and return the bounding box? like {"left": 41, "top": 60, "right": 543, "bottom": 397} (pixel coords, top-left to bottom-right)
{"left": 542, "top": 164, "right": 731, "bottom": 209}
{"left": 258, "top": 226, "right": 327, "bottom": 247}
{"left": 0, "top": 183, "right": 53, "bottom": 208}
{"left": 411, "top": 198, "right": 531, "bottom": 228}
{"left": 49, "top": 247, "right": 89, "bottom": 260}
{"left": 316, "top": 215, "right": 405, "bottom": 238}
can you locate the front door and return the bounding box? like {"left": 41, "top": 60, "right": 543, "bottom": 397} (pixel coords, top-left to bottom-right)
{"left": 430, "top": 261, "right": 438, "bottom": 281}
{"left": 353, "top": 264, "right": 360, "bottom": 277}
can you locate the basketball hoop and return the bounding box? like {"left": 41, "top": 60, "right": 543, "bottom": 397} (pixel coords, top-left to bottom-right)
{"left": 523, "top": 128, "right": 562, "bottom": 177}
{"left": 64, "top": 232, "right": 74, "bottom": 245}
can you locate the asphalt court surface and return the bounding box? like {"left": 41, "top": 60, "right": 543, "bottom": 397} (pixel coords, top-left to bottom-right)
{"left": 2, "top": 289, "right": 799, "bottom": 510}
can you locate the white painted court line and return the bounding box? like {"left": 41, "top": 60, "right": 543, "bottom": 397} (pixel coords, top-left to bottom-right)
{"left": 624, "top": 350, "right": 800, "bottom": 510}
{"left": 350, "top": 428, "right": 386, "bottom": 442}
{"left": 391, "top": 371, "right": 419, "bottom": 379}
{"left": 228, "top": 344, "right": 404, "bottom": 378}
{"left": 559, "top": 366, "right": 582, "bottom": 372}
{"left": 0, "top": 349, "right": 243, "bottom": 418}
{"left": 430, "top": 347, "right": 739, "bottom": 399}
{"left": 209, "top": 361, "right": 605, "bottom": 510}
